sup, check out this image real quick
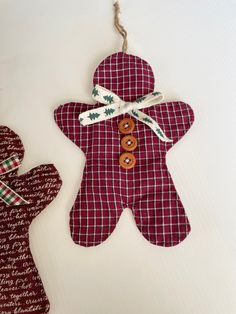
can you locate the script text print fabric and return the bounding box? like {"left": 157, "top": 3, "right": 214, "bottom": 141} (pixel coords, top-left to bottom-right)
{"left": 0, "top": 126, "right": 62, "bottom": 314}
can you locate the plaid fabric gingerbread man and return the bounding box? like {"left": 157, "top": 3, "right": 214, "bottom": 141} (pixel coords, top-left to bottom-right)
{"left": 55, "top": 52, "right": 194, "bottom": 247}
{"left": 0, "top": 126, "right": 62, "bottom": 313}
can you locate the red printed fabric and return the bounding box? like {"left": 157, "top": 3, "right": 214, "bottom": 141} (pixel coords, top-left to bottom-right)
{"left": 0, "top": 126, "right": 62, "bottom": 313}
{"left": 54, "top": 52, "right": 194, "bottom": 247}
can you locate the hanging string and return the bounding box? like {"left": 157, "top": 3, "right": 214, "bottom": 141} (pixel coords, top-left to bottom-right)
{"left": 113, "top": 1, "right": 128, "bottom": 53}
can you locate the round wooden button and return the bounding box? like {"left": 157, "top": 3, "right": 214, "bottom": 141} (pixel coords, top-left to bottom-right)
{"left": 118, "top": 118, "right": 135, "bottom": 134}
{"left": 119, "top": 152, "right": 136, "bottom": 169}
{"left": 121, "top": 135, "right": 138, "bottom": 151}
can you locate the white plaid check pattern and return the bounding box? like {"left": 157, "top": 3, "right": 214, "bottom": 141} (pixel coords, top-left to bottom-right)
{"left": 55, "top": 52, "right": 195, "bottom": 247}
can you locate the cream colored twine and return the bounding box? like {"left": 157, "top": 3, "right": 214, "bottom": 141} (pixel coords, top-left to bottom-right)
{"left": 113, "top": 1, "right": 128, "bottom": 53}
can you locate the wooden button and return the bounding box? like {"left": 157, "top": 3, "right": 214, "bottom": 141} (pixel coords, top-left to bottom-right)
{"left": 119, "top": 152, "right": 136, "bottom": 169}
{"left": 118, "top": 118, "right": 135, "bottom": 134}
{"left": 121, "top": 135, "right": 138, "bottom": 151}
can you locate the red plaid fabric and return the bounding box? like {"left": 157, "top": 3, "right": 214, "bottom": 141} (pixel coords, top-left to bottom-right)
{"left": 55, "top": 52, "right": 194, "bottom": 247}
{"left": 0, "top": 126, "right": 62, "bottom": 313}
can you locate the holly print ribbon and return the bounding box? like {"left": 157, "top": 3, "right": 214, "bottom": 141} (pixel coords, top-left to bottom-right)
{"left": 0, "top": 155, "right": 29, "bottom": 206}
{"left": 79, "top": 84, "right": 172, "bottom": 142}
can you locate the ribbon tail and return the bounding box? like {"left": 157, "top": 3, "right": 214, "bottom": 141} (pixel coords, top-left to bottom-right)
{"left": 129, "top": 110, "right": 173, "bottom": 143}
{"left": 79, "top": 101, "right": 125, "bottom": 126}
{"left": 0, "top": 180, "right": 29, "bottom": 206}
{"left": 0, "top": 155, "right": 29, "bottom": 206}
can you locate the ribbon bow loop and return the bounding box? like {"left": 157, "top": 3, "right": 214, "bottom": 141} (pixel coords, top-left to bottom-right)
{"left": 79, "top": 84, "right": 172, "bottom": 143}
{"left": 0, "top": 155, "right": 29, "bottom": 206}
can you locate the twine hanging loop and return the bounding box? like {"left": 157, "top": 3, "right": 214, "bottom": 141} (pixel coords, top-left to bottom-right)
{"left": 113, "top": 1, "right": 128, "bottom": 53}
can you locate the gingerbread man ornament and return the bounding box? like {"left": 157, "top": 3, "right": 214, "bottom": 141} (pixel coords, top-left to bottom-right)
{"left": 0, "top": 126, "right": 62, "bottom": 313}
{"left": 55, "top": 52, "right": 194, "bottom": 247}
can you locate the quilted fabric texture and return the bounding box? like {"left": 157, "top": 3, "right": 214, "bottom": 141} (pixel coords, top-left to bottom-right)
{"left": 54, "top": 52, "right": 194, "bottom": 247}
{"left": 0, "top": 126, "right": 62, "bottom": 314}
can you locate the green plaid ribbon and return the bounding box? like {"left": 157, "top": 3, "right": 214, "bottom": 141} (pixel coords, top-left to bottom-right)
{"left": 0, "top": 155, "right": 29, "bottom": 206}
{"left": 79, "top": 84, "right": 172, "bottom": 143}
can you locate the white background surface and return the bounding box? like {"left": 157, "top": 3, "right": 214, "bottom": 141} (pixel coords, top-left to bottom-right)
{"left": 1, "top": 0, "right": 236, "bottom": 313}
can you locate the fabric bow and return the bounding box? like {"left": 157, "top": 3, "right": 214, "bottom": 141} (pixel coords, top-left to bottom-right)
{"left": 79, "top": 84, "right": 172, "bottom": 142}
{"left": 0, "top": 155, "right": 29, "bottom": 206}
